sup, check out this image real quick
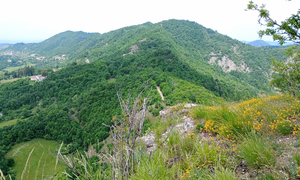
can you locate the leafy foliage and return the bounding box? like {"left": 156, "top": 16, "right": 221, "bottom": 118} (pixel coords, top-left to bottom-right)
{"left": 270, "top": 46, "right": 300, "bottom": 96}
{"left": 247, "top": 1, "right": 300, "bottom": 45}
{"left": 248, "top": 1, "right": 300, "bottom": 97}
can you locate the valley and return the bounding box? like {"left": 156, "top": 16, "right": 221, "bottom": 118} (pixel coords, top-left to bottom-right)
{"left": 0, "top": 19, "right": 298, "bottom": 179}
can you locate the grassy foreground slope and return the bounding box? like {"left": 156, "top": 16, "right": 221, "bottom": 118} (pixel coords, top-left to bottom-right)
{"left": 5, "top": 138, "right": 65, "bottom": 180}
{"left": 33, "top": 94, "right": 300, "bottom": 179}
{"left": 157, "top": 94, "right": 300, "bottom": 179}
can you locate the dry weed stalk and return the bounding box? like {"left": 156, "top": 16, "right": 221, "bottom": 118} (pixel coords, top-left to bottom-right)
{"left": 53, "top": 149, "right": 90, "bottom": 180}
{"left": 34, "top": 151, "right": 44, "bottom": 180}
{"left": 0, "top": 169, "right": 5, "bottom": 180}
{"left": 21, "top": 148, "right": 34, "bottom": 180}
{"left": 103, "top": 86, "right": 151, "bottom": 180}
{"left": 52, "top": 140, "right": 109, "bottom": 179}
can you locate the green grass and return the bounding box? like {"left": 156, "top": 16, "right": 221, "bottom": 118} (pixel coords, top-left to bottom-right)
{"left": 132, "top": 95, "right": 300, "bottom": 179}
{"left": 0, "top": 119, "right": 18, "bottom": 128}
{"left": 0, "top": 74, "right": 38, "bottom": 85}
{"left": 3, "top": 63, "right": 35, "bottom": 72}
{"left": 11, "top": 95, "right": 298, "bottom": 179}
{"left": 208, "top": 167, "right": 238, "bottom": 180}
{"left": 193, "top": 94, "right": 300, "bottom": 140}
{"left": 107, "top": 78, "right": 116, "bottom": 83}
{"left": 5, "top": 138, "right": 65, "bottom": 180}
{"left": 0, "top": 77, "right": 23, "bottom": 84}
{"left": 239, "top": 134, "right": 277, "bottom": 169}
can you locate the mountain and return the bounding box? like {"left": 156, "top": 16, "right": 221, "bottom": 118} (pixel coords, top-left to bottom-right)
{"left": 243, "top": 40, "right": 296, "bottom": 47}
{"left": 0, "top": 40, "right": 43, "bottom": 44}
{"left": 70, "top": 20, "right": 288, "bottom": 94}
{"left": 0, "top": 19, "right": 290, "bottom": 117}
{"left": 0, "top": 43, "right": 10, "bottom": 48}
{"left": 265, "top": 41, "right": 295, "bottom": 46}
{"left": 0, "top": 20, "right": 290, "bottom": 176}
{"left": 247, "top": 40, "right": 270, "bottom": 47}
{"left": 0, "top": 31, "right": 99, "bottom": 68}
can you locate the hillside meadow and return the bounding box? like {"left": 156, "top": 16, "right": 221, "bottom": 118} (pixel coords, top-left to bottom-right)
{"left": 5, "top": 138, "right": 65, "bottom": 180}
{"left": 0, "top": 119, "right": 18, "bottom": 128}
{"left": 129, "top": 95, "right": 300, "bottom": 179}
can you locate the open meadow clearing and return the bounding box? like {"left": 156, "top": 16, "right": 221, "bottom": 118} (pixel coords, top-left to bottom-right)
{"left": 0, "top": 119, "right": 18, "bottom": 128}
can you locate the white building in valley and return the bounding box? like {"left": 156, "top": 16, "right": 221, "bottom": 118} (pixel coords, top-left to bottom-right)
{"left": 30, "top": 75, "right": 46, "bottom": 82}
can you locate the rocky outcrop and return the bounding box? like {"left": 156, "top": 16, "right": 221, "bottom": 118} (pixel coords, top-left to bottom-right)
{"left": 140, "top": 103, "right": 197, "bottom": 153}
{"left": 139, "top": 131, "right": 156, "bottom": 152}
{"left": 208, "top": 57, "right": 218, "bottom": 64}
{"left": 161, "top": 116, "right": 195, "bottom": 139}
{"left": 123, "top": 45, "right": 139, "bottom": 57}
{"left": 233, "top": 46, "right": 239, "bottom": 55}
{"left": 159, "top": 103, "right": 197, "bottom": 118}
{"left": 209, "top": 55, "right": 251, "bottom": 73}
{"left": 159, "top": 108, "right": 171, "bottom": 118}
{"left": 140, "top": 115, "right": 196, "bottom": 154}
{"left": 139, "top": 38, "right": 146, "bottom": 42}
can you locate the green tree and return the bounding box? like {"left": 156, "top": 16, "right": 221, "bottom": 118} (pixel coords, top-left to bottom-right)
{"left": 248, "top": 1, "right": 300, "bottom": 96}
{"left": 270, "top": 47, "right": 300, "bottom": 96}
{"left": 41, "top": 70, "right": 48, "bottom": 76}
{"left": 247, "top": 1, "right": 300, "bottom": 45}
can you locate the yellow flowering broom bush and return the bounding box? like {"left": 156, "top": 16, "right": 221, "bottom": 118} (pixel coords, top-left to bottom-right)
{"left": 193, "top": 95, "right": 300, "bottom": 140}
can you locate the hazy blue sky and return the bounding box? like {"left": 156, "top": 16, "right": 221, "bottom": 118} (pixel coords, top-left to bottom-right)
{"left": 0, "top": 0, "right": 299, "bottom": 43}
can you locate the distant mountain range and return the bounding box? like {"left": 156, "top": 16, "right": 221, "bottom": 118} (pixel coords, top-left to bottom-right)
{"left": 242, "top": 40, "right": 295, "bottom": 47}
{"left": 0, "top": 40, "right": 43, "bottom": 44}
{"left": 0, "top": 43, "right": 10, "bottom": 48}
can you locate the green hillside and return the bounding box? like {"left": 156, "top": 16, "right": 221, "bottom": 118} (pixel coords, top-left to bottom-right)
{"left": 0, "top": 19, "right": 292, "bottom": 178}
{"left": 0, "top": 20, "right": 288, "bottom": 93}
{"left": 0, "top": 31, "right": 99, "bottom": 69}
{"left": 72, "top": 20, "right": 287, "bottom": 94}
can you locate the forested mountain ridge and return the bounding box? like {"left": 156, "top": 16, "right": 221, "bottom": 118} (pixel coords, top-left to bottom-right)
{"left": 3, "top": 31, "right": 98, "bottom": 57}
{"left": 0, "top": 19, "right": 291, "bottom": 177}
{"left": 0, "top": 20, "right": 288, "bottom": 93}
{"left": 0, "top": 31, "right": 99, "bottom": 69}
{"left": 71, "top": 19, "right": 288, "bottom": 94}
